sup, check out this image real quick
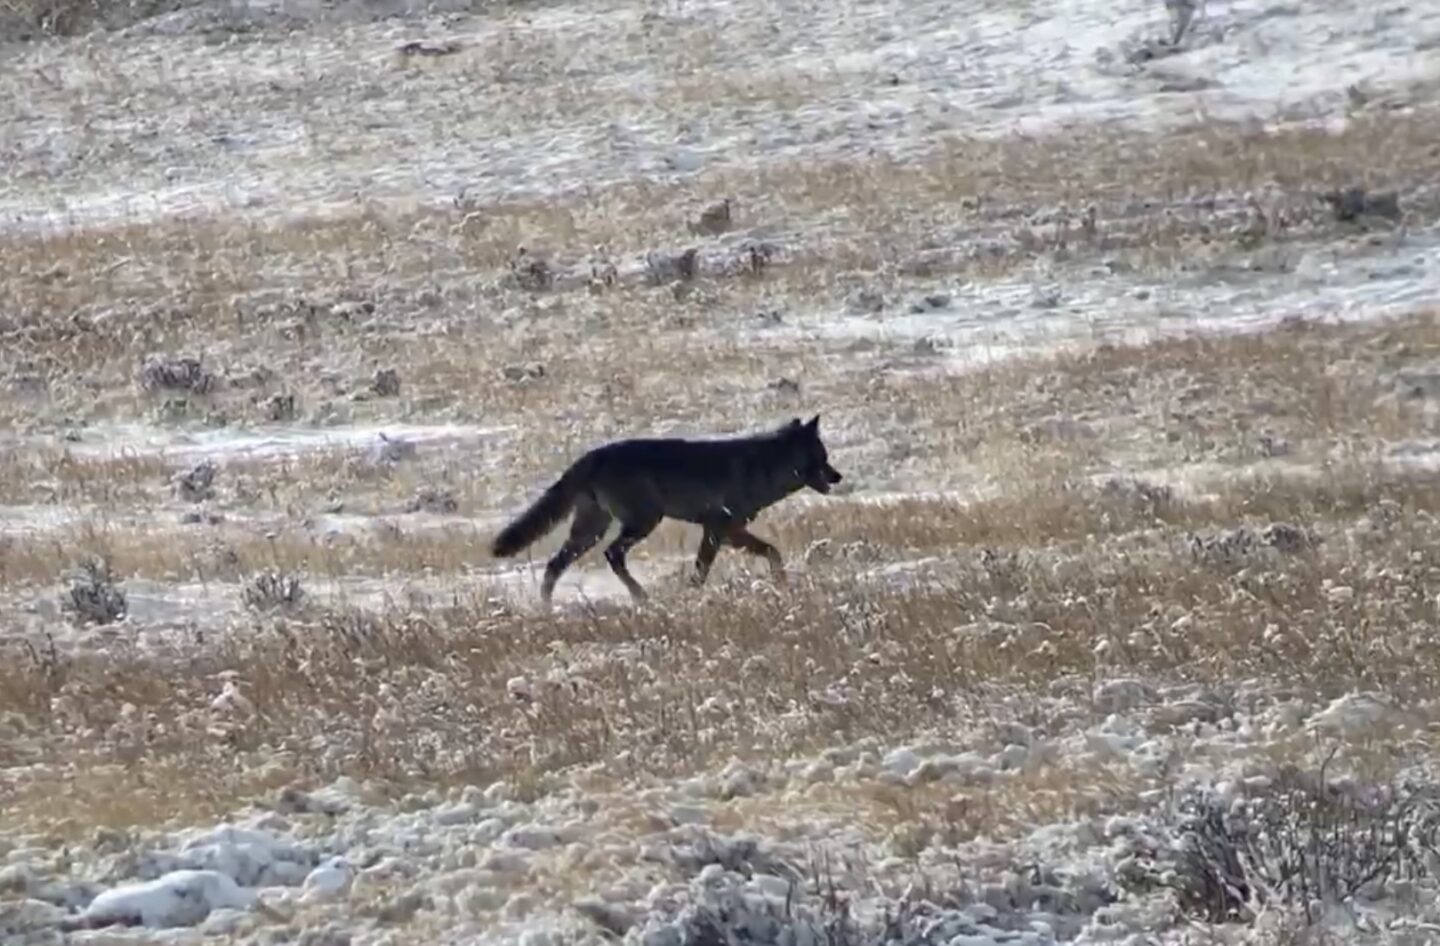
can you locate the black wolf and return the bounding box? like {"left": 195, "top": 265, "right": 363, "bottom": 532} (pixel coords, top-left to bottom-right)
{"left": 490, "top": 415, "right": 844, "bottom": 605}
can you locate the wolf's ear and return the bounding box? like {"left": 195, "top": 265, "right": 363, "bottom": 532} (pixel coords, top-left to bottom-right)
{"left": 804, "top": 414, "right": 821, "bottom": 434}
{"left": 786, "top": 417, "right": 802, "bottom": 428}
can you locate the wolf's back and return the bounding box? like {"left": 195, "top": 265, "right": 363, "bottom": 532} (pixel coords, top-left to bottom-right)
{"left": 490, "top": 452, "right": 598, "bottom": 557}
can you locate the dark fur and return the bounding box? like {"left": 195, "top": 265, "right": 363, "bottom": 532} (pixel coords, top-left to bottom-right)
{"left": 490, "top": 415, "right": 844, "bottom": 605}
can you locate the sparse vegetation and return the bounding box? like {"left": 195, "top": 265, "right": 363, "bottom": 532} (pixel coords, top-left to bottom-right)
{"left": 1170, "top": 766, "right": 1440, "bottom": 924}
{"left": 240, "top": 568, "right": 306, "bottom": 613}
{"left": 138, "top": 355, "right": 218, "bottom": 395}
{"left": 4, "top": 0, "right": 1440, "bottom": 941}
{"left": 0, "top": 0, "right": 178, "bottom": 38}
{"left": 175, "top": 459, "right": 217, "bottom": 503}
{"left": 59, "top": 556, "right": 127, "bottom": 626}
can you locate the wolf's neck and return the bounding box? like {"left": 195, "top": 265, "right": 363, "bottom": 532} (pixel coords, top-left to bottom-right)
{"left": 749, "top": 454, "right": 804, "bottom": 510}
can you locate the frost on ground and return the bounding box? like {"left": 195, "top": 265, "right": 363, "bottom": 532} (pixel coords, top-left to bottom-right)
{"left": 2, "top": 0, "right": 1438, "bottom": 228}
{"left": 5, "top": 693, "right": 1440, "bottom": 944}
{"left": 4, "top": 0, "right": 1440, "bottom": 943}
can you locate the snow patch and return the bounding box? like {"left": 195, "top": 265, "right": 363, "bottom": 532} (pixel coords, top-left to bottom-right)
{"left": 73, "top": 870, "right": 254, "bottom": 929}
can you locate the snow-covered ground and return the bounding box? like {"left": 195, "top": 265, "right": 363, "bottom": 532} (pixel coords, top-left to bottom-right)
{"left": 2, "top": 0, "right": 1437, "bottom": 229}
{"left": 4, "top": 0, "right": 1440, "bottom": 942}
{"left": 7, "top": 686, "right": 1438, "bottom": 945}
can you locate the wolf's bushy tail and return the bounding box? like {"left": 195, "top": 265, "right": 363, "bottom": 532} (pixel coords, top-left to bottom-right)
{"left": 490, "top": 453, "right": 597, "bottom": 557}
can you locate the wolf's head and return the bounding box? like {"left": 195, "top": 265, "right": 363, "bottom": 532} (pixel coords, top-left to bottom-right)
{"left": 783, "top": 414, "right": 844, "bottom": 495}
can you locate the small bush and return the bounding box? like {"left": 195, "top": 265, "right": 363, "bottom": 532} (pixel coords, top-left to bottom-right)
{"left": 405, "top": 486, "right": 459, "bottom": 514}
{"left": 139, "top": 355, "right": 217, "bottom": 395}
{"left": 61, "top": 557, "right": 128, "bottom": 626}
{"left": 174, "top": 460, "right": 217, "bottom": 503}
{"left": 241, "top": 569, "right": 306, "bottom": 613}
{"left": 1170, "top": 765, "right": 1440, "bottom": 924}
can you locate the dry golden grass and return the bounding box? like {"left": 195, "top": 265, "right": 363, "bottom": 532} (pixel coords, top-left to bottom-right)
{"left": 2, "top": 106, "right": 1436, "bottom": 432}
{"left": 6, "top": 11, "right": 1440, "bottom": 943}
{"left": 4, "top": 311, "right": 1436, "bottom": 598}
{"left": 0, "top": 516, "right": 494, "bottom": 587}
{"left": 12, "top": 306, "right": 1440, "bottom": 495}
{"left": 0, "top": 459, "right": 1406, "bottom": 588}
{"left": 3, "top": 23, "right": 1439, "bottom": 846}
{"left": 5, "top": 481, "right": 1440, "bottom": 834}
{"left": 0, "top": 446, "right": 168, "bottom": 506}
{"left": 7, "top": 106, "right": 1434, "bottom": 296}
{"left": 802, "top": 761, "right": 1149, "bottom": 847}
{"left": 0, "top": 0, "right": 182, "bottom": 37}
{"left": 6, "top": 311, "right": 1440, "bottom": 834}
{"left": 1, "top": 758, "right": 300, "bottom": 843}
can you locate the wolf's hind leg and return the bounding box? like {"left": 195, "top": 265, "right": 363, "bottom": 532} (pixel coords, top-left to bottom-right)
{"left": 726, "top": 526, "right": 787, "bottom": 587}
{"left": 540, "top": 499, "right": 611, "bottom": 606}
{"left": 604, "top": 515, "right": 661, "bottom": 602}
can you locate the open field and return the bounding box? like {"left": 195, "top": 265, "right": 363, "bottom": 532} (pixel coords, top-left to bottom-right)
{"left": 4, "top": 0, "right": 1440, "bottom": 943}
